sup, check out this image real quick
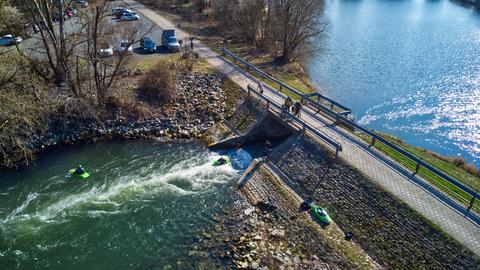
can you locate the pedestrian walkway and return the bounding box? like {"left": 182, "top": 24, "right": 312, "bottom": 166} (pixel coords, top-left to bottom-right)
{"left": 126, "top": 0, "right": 480, "bottom": 256}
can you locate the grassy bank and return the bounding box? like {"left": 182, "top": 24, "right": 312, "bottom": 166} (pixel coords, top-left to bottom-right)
{"left": 357, "top": 132, "right": 480, "bottom": 212}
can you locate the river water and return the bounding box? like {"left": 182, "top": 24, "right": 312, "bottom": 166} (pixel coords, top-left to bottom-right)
{"left": 308, "top": 0, "right": 480, "bottom": 166}
{"left": 0, "top": 141, "right": 251, "bottom": 269}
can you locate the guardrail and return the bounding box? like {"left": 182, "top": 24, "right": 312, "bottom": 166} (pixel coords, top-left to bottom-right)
{"left": 222, "top": 47, "right": 352, "bottom": 116}
{"left": 226, "top": 49, "right": 479, "bottom": 212}
{"left": 246, "top": 85, "right": 343, "bottom": 155}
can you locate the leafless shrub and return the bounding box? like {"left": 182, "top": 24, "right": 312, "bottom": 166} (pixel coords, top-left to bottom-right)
{"left": 139, "top": 60, "right": 178, "bottom": 104}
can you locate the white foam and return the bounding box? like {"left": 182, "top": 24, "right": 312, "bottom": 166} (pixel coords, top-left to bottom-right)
{"left": 4, "top": 152, "right": 238, "bottom": 224}
{"left": 3, "top": 192, "right": 39, "bottom": 223}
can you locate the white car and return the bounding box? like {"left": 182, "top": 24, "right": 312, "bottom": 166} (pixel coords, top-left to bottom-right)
{"left": 118, "top": 41, "right": 133, "bottom": 54}
{"left": 120, "top": 13, "right": 140, "bottom": 21}
{"left": 99, "top": 43, "right": 113, "bottom": 57}
{"left": 0, "top": 34, "right": 22, "bottom": 46}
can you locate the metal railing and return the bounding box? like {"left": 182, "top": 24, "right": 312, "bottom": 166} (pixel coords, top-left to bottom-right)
{"left": 222, "top": 47, "right": 352, "bottom": 116}
{"left": 225, "top": 49, "right": 479, "bottom": 213}
{"left": 247, "top": 85, "right": 343, "bottom": 156}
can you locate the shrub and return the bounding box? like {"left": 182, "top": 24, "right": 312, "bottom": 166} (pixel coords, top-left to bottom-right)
{"left": 139, "top": 60, "right": 178, "bottom": 104}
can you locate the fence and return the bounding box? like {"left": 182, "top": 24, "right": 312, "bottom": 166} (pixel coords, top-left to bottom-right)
{"left": 225, "top": 49, "right": 479, "bottom": 213}
{"left": 246, "top": 85, "right": 343, "bottom": 156}
{"left": 222, "top": 47, "right": 352, "bottom": 116}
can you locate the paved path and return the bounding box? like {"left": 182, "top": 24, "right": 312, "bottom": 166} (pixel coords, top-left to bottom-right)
{"left": 125, "top": 0, "right": 480, "bottom": 256}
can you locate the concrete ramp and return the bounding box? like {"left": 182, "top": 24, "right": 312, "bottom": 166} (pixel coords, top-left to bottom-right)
{"left": 209, "top": 112, "right": 293, "bottom": 149}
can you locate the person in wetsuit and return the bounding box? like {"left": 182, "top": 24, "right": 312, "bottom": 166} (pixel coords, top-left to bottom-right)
{"left": 75, "top": 165, "right": 85, "bottom": 175}
{"left": 217, "top": 158, "right": 227, "bottom": 165}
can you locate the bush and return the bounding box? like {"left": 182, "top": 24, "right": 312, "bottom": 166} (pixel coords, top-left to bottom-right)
{"left": 139, "top": 60, "right": 178, "bottom": 104}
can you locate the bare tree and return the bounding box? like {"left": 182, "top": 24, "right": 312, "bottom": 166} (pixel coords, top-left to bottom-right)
{"left": 82, "top": 2, "right": 152, "bottom": 106}
{"left": 233, "top": 0, "right": 266, "bottom": 46}
{"left": 20, "top": 0, "right": 83, "bottom": 95}
{"left": 267, "top": 0, "right": 328, "bottom": 64}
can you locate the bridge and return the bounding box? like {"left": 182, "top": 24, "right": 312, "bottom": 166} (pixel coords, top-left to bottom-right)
{"left": 125, "top": 0, "right": 480, "bottom": 256}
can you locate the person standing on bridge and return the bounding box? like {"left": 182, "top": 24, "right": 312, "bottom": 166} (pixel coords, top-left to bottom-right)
{"left": 294, "top": 101, "right": 302, "bottom": 118}
{"left": 283, "top": 96, "right": 293, "bottom": 118}
{"left": 257, "top": 80, "right": 265, "bottom": 94}
{"left": 467, "top": 195, "right": 476, "bottom": 212}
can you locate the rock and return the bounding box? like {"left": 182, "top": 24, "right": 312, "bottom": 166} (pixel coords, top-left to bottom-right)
{"left": 244, "top": 207, "right": 255, "bottom": 215}
{"left": 253, "top": 235, "right": 263, "bottom": 241}
{"left": 271, "top": 229, "right": 285, "bottom": 238}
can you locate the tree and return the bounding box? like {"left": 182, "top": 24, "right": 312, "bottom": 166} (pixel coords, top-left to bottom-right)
{"left": 234, "top": 0, "right": 266, "bottom": 46}
{"left": 0, "top": 2, "right": 23, "bottom": 36}
{"left": 82, "top": 2, "right": 152, "bottom": 106}
{"left": 267, "top": 0, "right": 328, "bottom": 64}
{"left": 20, "top": 0, "right": 82, "bottom": 94}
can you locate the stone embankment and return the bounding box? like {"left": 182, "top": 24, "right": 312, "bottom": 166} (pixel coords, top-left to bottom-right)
{"left": 18, "top": 73, "right": 237, "bottom": 161}
{"left": 197, "top": 97, "right": 480, "bottom": 269}
{"left": 272, "top": 136, "right": 480, "bottom": 269}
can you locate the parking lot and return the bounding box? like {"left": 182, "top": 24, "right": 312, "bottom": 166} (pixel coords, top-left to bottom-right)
{"left": 2, "top": 1, "right": 181, "bottom": 63}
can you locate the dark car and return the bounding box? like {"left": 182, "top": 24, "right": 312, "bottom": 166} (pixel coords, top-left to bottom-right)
{"left": 140, "top": 37, "right": 156, "bottom": 53}
{"left": 113, "top": 8, "right": 132, "bottom": 18}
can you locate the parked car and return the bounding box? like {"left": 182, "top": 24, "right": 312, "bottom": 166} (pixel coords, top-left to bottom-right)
{"left": 120, "top": 12, "right": 140, "bottom": 21}
{"left": 99, "top": 43, "right": 113, "bottom": 57}
{"left": 140, "top": 37, "right": 156, "bottom": 53}
{"left": 76, "top": 0, "right": 88, "bottom": 8}
{"left": 161, "top": 29, "right": 180, "bottom": 52}
{"left": 118, "top": 41, "right": 133, "bottom": 54}
{"left": 0, "top": 34, "right": 22, "bottom": 46}
{"left": 112, "top": 7, "right": 131, "bottom": 18}
{"left": 66, "top": 7, "right": 77, "bottom": 17}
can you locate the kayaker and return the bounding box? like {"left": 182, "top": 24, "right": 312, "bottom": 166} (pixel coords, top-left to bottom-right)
{"left": 216, "top": 157, "right": 227, "bottom": 165}
{"left": 75, "top": 165, "right": 85, "bottom": 175}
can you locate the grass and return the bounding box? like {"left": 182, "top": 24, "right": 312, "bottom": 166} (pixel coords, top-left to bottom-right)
{"left": 130, "top": 53, "right": 215, "bottom": 74}
{"left": 357, "top": 132, "right": 480, "bottom": 212}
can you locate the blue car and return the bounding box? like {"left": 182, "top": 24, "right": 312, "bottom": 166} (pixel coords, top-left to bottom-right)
{"left": 0, "top": 34, "right": 22, "bottom": 46}
{"left": 140, "top": 37, "right": 156, "bottom": 53}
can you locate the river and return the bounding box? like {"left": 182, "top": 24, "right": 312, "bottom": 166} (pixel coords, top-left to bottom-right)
{"left": 0, "top": 140, "right": 252, "bottom": 269}
{"left": 308, "top": 0, "right": 480, "bottom": 166}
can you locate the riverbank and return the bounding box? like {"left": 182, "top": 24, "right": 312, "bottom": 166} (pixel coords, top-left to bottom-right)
{"left": 0, "top": 56, "right": 245, "bottom": 168}
{"left": 197, "top": 104, "right": 480, "bottom": 268}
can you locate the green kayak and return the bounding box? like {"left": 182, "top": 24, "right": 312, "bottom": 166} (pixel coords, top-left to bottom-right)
{"left": 69, "top": 169, "right": 90, "bottom": 179}
{"left": 311, "top": 204, "right": 332, "bottom": 225}
{"left": 212, "top": 156, "right": 231, "bottom": 166}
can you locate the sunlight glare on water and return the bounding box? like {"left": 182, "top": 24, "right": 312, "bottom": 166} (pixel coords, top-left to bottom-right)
{"left": 309, "top": 0, "right": 480, "bottom": 166}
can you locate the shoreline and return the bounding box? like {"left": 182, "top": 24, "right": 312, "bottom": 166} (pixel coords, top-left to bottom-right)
{"left": 1, "top": 71, "right": 244, "bottom": 169}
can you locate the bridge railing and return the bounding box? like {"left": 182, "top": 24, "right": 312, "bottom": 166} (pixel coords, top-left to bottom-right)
{"left": 246, "top": 85, "right": 343, "bottom": 155}
{"left": 226, "top": 50, "right": 479, "bottom": 212}
{"left": 222, "top": 47, "right": 352, "bottom": 116}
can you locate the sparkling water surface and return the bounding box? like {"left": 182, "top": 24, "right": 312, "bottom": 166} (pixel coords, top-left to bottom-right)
{"left": 309, "top": 0, "right": 480, "bottom": 166}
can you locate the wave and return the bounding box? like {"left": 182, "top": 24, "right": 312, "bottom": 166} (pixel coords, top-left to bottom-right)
{"left": 1, "top": 152, "right": 238, "bottom": 225}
